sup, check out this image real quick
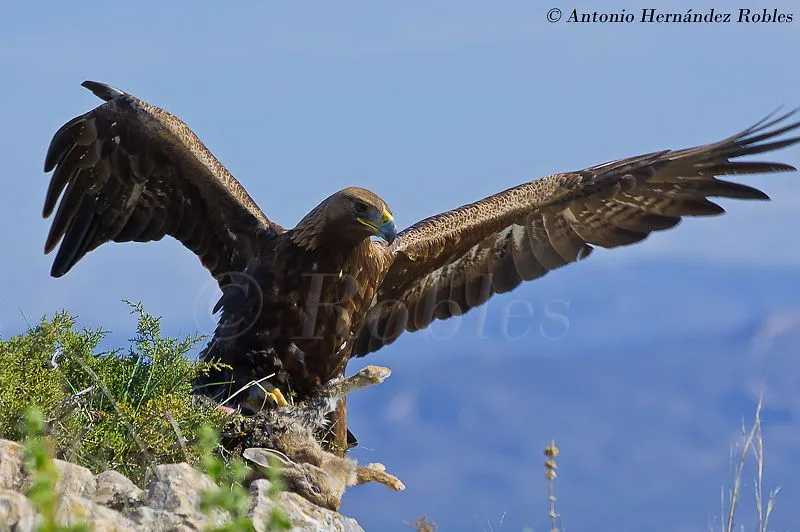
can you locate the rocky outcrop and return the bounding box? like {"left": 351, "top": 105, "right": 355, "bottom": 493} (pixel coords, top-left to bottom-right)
{"left": 0, "top": 438, "right": 364, "bottom": 532}
{"left": 0, "top": 366, "right": 410, "bottom": 530}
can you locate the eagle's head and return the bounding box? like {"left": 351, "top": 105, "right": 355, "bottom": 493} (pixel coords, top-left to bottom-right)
{"left": 336, "top": 187, "right": 397, "bottom": 244}
{"left": 293, "top": 187, "right": 397, "bottom": 250}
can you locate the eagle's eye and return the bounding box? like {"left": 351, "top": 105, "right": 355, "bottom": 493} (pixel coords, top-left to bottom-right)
{"left": 354, "top": 201, "right": 368, "bottom": 214}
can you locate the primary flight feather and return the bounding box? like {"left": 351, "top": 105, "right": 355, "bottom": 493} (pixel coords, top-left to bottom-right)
{"left": 43, "top": 81, "right": 800, "bottom": 453}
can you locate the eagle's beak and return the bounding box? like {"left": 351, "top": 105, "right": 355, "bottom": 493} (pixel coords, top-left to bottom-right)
{"left": 379, "top": 210, "right": 397, "bottom": 244}
{"left": 358, "top": 207, "right": 397, "bottom": 244}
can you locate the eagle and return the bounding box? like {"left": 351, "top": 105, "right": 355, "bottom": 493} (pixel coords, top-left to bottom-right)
{"left": 43, "top": 81, "right": 799, "bottom": 453}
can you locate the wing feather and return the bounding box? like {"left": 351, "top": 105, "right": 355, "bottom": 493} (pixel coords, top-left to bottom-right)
{"left": 43, "top": 81, "right": 284, "bottom": 280}
{"left": 354, "top": 111, "right": 800, "bottom": 356}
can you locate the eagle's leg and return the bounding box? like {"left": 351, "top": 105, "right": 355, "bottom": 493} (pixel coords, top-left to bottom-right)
{"left": 332, "top": 397, "right": 350, "bottom": 457}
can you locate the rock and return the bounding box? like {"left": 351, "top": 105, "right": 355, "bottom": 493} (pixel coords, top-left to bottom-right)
{"left": 57, "top": 493, "right": 138, "bottom": 530}
{"left": 52, "top": 460, "right": 96, "bottom": 499}
{"left": 125, "top": 505, "right": 184, "bottom": 531}
{"left": 0, "top": 434, "right": 371, "bottom": 531}
{"left": 249, "top": 479, "right": 363, "bottom": 532}
{"left": 0, "top": 488, "right": 36, "bottom": 532}
{"left": 146, "top": 463, "right": 216, "bottom": 514}
{"left": 0, "top": 440, "right": 24, "bottom": 490}
{"left": 93, "top": 470, "right": 145, "bottom": 510}
{"left": 18, "top": 456, "right": 96, "bottom": 502}
{"left": 146, "top": 463, "right": 228, "bottom": 528}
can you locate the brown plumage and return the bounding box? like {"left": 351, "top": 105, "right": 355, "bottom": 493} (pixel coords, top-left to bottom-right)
{"left": 44, "top": 81, "right": 799, "bottom": 453}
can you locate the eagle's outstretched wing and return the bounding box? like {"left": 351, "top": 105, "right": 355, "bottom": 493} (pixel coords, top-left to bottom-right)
{"left": 43, "top": 81, "right": 283, "bottom": 280}
{"left": 354, "top": 111, "right": 800, "bottom": 356}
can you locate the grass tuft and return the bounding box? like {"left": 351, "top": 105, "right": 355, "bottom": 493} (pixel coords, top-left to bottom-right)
{"left": 543, "top": 441, "right": 560, "bottom": 532}
{"left": 720, "top": 394, "right": 780, "bottom": 532}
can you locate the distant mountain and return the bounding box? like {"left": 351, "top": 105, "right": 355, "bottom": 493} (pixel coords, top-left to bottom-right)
{"left": 340, "top": 259, "right": 800, "bottom": 531}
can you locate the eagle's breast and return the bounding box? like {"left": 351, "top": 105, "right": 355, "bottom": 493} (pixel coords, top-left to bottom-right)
{"left": 234, "top": 237, "right": 385, "bottom": 396}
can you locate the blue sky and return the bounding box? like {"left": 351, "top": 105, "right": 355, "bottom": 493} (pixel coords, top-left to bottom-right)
{"left": 2, "top": 2, "right": 799, "bottom": 530}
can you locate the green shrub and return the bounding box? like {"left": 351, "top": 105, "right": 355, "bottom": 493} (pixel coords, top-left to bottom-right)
{"left": 0, "top": 302, "right": 228, "bottom": 484}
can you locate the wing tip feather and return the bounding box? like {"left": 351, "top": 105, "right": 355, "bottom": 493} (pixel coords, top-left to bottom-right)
{"left": 44, "top": 115, "right": 85, "bottom": 172}
{"left": 81, "top": 80, "right": 126, "bottom": 102}
{"left": 50, "top": 263, "right": 68, "bottom": 278}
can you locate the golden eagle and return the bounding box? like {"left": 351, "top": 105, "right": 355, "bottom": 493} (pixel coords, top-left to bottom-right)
{"left": 44, "top": 81, "right": 799, "bottom": 452}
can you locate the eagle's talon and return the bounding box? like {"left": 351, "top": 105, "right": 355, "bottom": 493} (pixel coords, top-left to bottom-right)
{"left": 268, "top": 388, "right": 289, "bottom": 407}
